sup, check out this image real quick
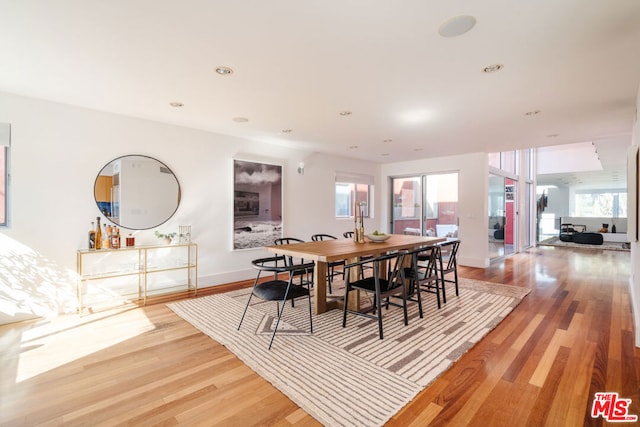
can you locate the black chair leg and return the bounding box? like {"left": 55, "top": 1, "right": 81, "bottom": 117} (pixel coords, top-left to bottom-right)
{"left": 342, "top": 283, "right": 350, "bottom": 328}
{"left": 402, "top": 289, "right": 408, "bottom": 326}
{"left": 416, "top": 278, "right": 423, "bottom": 318}
{"left": 437, "top": 254, "right": 448, "bottom": 304}
{"left": 441, "top": 278, "right": 447, "bottom": 304}
{"left": 307, "top": 290, "right": 314, "bottom": 333}
{"left": 375, "top": 289, "right": 383, "bottom": 339}
{"left": 453, "top": 269, "right": 459, "bottom": 296}
{"left": 269, "top": 292, "right": 290, "bottom": 350}
{"left": 238, "top": 291, "right": 255, "bottom": 330}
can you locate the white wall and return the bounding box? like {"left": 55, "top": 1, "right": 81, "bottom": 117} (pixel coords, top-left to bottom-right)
{"left": 381, "top": 153, "right": 489, "bottom": 268}
{"left": 545, "top": 186, "right": 570, "bottom": 218}
{"left": 630, "top": 85, "right": 640, "bottom": 346}
{"left": 0, "top": 91, "right": 382, "bottom": 322}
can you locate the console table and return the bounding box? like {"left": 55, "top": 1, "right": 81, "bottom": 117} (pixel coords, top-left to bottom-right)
{"left": 76, "top": 242, "right": 197, "bottom": 313}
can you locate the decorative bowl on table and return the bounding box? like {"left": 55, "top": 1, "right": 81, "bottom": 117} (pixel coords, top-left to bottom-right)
{"left": 366, "top": 233, "right": 391, "bottom": 242}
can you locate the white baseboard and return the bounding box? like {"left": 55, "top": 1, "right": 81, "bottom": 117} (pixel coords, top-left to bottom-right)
{"left": 197, "top": 268, "right": 255, "bottom": 289}
{"left": 459, "top": 256, "right": 488, "bottom": 268}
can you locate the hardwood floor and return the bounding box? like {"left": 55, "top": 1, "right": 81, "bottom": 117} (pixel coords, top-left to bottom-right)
{"left": 1, "top": 246, "right": 638, "bottom": 426}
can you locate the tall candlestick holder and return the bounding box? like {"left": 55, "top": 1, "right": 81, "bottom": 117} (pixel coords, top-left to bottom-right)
{"left": 354, "top": 202, "right": 365, "bottom": 243}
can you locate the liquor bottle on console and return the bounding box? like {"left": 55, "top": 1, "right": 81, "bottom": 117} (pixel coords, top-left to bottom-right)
{"left": 102, "top": 224, "right": 110, "bottom": 249}
{"left": 111, "top": 227, "right": 121, "bottom": 249}
{"left": 105, "top": 224, "right": 113, "bottom": 249}
{"left": 88, "top": 222, "right": 96, "bottom": 249}
{"left": 95, "top": 217, "right": 102, "bottom": 249}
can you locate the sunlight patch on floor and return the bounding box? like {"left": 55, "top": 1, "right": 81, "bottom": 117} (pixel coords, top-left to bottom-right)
{"left": 11, "top": 308, "right": 155, "bottom": 383}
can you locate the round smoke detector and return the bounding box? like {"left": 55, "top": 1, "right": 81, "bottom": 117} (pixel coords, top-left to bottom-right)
{"left": 438, "top": 15, "right": 477, "bottom": 37}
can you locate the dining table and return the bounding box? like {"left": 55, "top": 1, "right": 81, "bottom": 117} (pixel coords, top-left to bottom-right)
{"left": 265, "top": 234, "right": 446, "bottom": 314}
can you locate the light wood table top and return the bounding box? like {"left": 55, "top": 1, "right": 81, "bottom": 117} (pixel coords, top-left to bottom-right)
{"left": 265, "top": 234, "right": 446, "bottom": 314}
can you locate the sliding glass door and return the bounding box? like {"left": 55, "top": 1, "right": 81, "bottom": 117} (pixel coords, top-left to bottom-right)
{"left": 391, "top": 173, "right": 458, "bottom": 237}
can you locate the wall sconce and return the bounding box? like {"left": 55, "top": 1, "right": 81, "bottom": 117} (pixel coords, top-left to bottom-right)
{"left": 297, "top": 161, "right": 305, "bottom": 175}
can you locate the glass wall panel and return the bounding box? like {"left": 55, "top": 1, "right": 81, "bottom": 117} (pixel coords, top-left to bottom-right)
{"left": 501, "top": 151, "right": 517, "bottom": 174}
{"left": 391, "top": 177, "right": 422, "bottom": 235}
{"left": 391, "top": 173, "right": 459, "bottom": 237}
{"left": 425, "top": 173, "right": 459, "bottom": 237}
{"left": 488, "top": 153, "right": 501, "bottom": 169}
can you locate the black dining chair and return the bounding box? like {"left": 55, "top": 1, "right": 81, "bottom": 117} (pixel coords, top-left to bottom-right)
{"left": 342, "top": 251, "right": 411, "bottom": 339}
{"left": 343, "top": 231, "right": 372, "bottom": 279}
{"left": 274, "top": 237, "right": 314, "bottom": 290}
{"left": 404, "top": 245, "right": 442, "bottom": 313}
{"left": 238, "top": 255, "right": 315, "bottom": 349}
{"left": 310, "top": 234, "right": 344, "bottom": 293}
{"left": 436, "top": 238, "right": 460, "bottom": 303}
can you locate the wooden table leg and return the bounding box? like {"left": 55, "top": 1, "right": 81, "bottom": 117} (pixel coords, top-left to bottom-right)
{"left": 313, "top": 262, "right": 327, "bottom": 315}
{"left": 346, "top": 256, "right": 361, "bottom": 312}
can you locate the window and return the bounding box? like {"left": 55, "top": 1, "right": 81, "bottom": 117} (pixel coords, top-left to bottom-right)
{"left": 574, "top": 190, "right": 627, "bottom": 218}
{"left": 0, "top": 123, "right": 9, "bottom": 227}
{"left": 335, "top": 183, "right": 371, "bottom": 218}
{"left": 489, "top": 150, "right": 518, "bottom": 175}
{"left": 391, "top": 172, "right": 458, "bottom": 237}
{"left": 335, "top": 172, "right": 374, "bottom": 218}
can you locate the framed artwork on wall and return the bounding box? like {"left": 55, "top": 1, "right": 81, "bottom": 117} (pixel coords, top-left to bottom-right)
{"left": 233, "top": 159, "right": 283, "bottom": 250}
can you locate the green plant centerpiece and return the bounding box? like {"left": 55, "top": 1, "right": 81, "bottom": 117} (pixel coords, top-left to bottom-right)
{"left": 367, "top": 230, "right": 390, "bottom": 242}
{"left": 155, "top": 231, "right": 177, "bottom": 244}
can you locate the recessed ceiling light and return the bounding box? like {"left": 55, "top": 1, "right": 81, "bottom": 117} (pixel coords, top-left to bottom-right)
{"left": 414, "top": 148, "right": 424, "bottom": 151}
{"left": 401, "top": 109, "right": 432, "bottom": 124}
{"left": 339, "top": 111, "right": 352, "bottom": 116}
{"left": 215, "top": 66, "right": 234, "bottom": 75}
{"left": 281, "top": 129, "right": 293, "bottom": 133}
{"left": 383, "top": 139, "right": 393, "bottom": 143}
{"left": 438, "top": 15, "right": 476, "bottom": 37}
{"left": 232, "top": 117, "right": 248, "bottom": 123}
{"left": 349, "top": 145, "right": 358, "bottom": 149}
{"left": 525, "top": 110, "right": 541, "bottom": 116}
{"left": 380, "top": 153, "right": 390, "bottom": 157}
{"left": 483, "top": 64, "right": 504, "bottom": 73}
{"left": 546, "top": 134, "right": 559, "bottom": 138}
{"left": 169, "top": 102, "right": 184, "bottom": 107}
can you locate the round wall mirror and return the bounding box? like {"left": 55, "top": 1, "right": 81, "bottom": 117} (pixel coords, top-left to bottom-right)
{"left": 94, "top": 155, "right": 181, "bottom": 230}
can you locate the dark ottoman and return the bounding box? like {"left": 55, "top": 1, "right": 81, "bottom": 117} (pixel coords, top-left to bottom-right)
{"left": 572, "top": 232, "right": 604, "bottom": 245}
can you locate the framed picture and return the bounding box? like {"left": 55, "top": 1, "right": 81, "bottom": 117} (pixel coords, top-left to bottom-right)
{"left": 233, "top": 159, "right": 283, "bottom": 249}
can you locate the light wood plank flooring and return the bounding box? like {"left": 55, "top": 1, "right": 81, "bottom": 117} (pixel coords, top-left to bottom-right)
{"left": 1, "top": 246, "right": 638, "bottom": 426}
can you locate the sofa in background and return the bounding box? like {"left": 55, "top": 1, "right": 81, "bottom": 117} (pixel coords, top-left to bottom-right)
{"left": 559, "top": 217, "right": 628, "bottom": 243}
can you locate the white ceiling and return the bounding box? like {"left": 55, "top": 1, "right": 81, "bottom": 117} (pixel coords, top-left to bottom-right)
{"left": 536, "top": 136, "right": 631, "bottom": 188}
{"left": 1, "top": 1, "right": 639, "bottom": 177}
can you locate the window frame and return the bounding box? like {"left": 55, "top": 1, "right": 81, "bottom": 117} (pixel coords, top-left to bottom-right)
{"left": 0, "top": 124, "right": 10, "bottom": 227}
{"left": 335, "top": 182, "right": 373, "bottom": 219}
{"left": 573, "top": 189, "right": 627, "bottom": 218}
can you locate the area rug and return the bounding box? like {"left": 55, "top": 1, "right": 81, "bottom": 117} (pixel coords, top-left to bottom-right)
{"left": 168, "top": 278, "right": 530, "bottom": 427}
{"left": 538, "top": 236, "right": 630, "bottom": 251}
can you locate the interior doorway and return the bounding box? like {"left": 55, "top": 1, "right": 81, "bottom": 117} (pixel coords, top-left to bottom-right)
{"left": 489, "top": 174, "right": 517, "bottom": 259}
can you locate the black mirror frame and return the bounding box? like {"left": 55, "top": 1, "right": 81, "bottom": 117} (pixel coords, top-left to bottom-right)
{"left": 94, "top": 155, "right": 181, "bottom": 230}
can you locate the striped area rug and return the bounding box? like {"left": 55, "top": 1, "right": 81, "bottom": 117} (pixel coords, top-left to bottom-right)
{"left": 168, "top": 278, "right": 530, "bottom": 427}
